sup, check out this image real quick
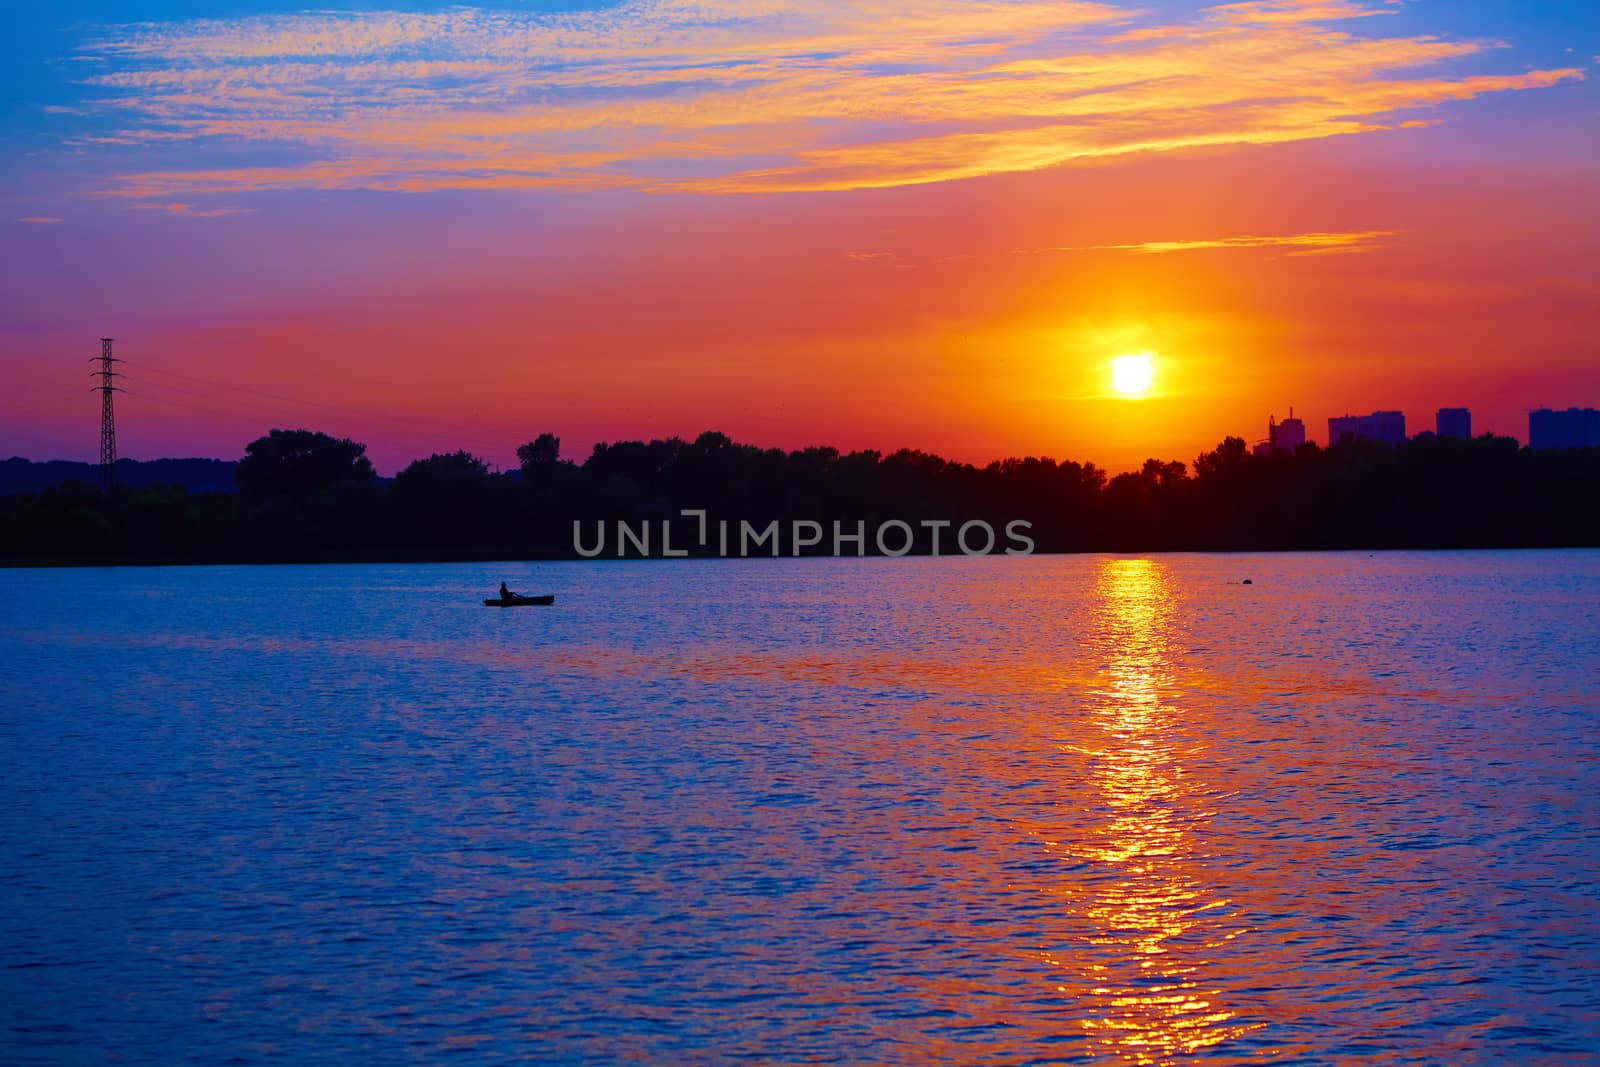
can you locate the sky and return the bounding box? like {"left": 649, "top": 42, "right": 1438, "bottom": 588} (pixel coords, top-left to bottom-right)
{"left": 2, "top": 0, "right": 1597, "bottom": 474}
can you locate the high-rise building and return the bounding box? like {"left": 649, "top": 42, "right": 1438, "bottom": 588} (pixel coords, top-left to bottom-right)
{"left": 1368, "top": 410, "right": 1406, "bottom": 444}
{"left": 1436, "top": 408, "right": 1471, "bottom": 439}
{"left": 1328, "top": 410, "right": 1405, "bottom": 446}
{"left": 1529, "top": 408, "right": 1600, "bottom": 450}
{"left": 1252, "top": 408, "right": 1308, "bottom": 456}
{"left": 1278, "top": 408, "right": 1306, "bottom": 450}
{"left": 1327, "top": 415, "right": 1359, "bottom": 446}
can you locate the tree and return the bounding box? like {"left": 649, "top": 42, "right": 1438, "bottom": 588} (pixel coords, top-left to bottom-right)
{"left": 393, "top": 450, "right": 492, "bottom": 494}
{"left": 390, "top": 451, "right": 499, "bottom": 549}
{"left": 1194, "top": 436, "right": 1250, "bottom": 482}
{"left": 235, "top": 429, "right": 375, "bottom": 504}
{"left": 516, "top": 433, "right": 561, "bottom": 473}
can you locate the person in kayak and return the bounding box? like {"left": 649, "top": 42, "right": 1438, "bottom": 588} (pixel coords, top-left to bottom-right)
{"left": 499, "top": 581, "right": 519, "bottom": 601}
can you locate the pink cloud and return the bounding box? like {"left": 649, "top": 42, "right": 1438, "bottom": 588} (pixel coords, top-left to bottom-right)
{"left": 64, "top": 0, "right": 1583, "bottom": 199}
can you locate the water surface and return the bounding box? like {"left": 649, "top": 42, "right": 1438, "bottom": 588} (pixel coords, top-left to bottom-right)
{"left": 2, "top": 553, "right": 1598, "bottom": 1064}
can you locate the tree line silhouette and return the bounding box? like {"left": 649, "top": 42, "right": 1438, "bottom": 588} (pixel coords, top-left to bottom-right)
{"left": 2, "top": 426, "right": 1597, "bottom": 564}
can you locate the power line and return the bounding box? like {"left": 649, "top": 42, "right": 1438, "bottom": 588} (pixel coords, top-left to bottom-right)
{"left": 135, "top": 378, "right": 315, "bottom": 420}
{"left": 131, "top": 365, "right": 519, "bottom": 463}
{"left": 138, "top": 364, "right": 422, "bottom": 425}
{"left": 98, "top": 354, "right": 537, "bottom": 473}
{"left": 122, "top": 388, "right": 260, "bottom": 425}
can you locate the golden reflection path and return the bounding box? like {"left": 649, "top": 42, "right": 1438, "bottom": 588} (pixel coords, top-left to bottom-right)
{"left": 1042, "top": 558, "right": 1262, "bottom": 1064}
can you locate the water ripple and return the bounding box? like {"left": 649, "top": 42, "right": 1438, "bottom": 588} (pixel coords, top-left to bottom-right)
{"left": 1, "top": 552, "right": 1598, "bottom": 1064}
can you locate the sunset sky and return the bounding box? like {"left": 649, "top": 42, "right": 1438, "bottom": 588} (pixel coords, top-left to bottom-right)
{"left": 3, "top": 0, "right": 1596, "bottom": 474}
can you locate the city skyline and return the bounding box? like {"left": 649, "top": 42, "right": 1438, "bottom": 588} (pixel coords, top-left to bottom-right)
{"left": 10, "top": 376, "right": 1600, "bottom": 480}
{"left": 2, "top": 0, "right": 1597, "bottom": 474}
{"left": 8, "top": 343, "right": 1600, "bottom": 476}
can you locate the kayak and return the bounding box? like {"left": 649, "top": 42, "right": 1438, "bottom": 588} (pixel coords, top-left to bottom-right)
{"left": 483, "top": 595, "right": 555, "bottom": 607}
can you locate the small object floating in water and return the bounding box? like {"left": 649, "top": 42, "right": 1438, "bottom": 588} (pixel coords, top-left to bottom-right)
{"left": 1242, "top": 579, "right": 1253, "bottom": 585}
{"left": 484, "top": 594, "right": 555, "bottom": 607}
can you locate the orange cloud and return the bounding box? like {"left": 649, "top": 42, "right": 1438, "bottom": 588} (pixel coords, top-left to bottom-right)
{"left": 1027, "top": 230, "right": 1398, "bottom": 256}
{"left": 72, "top": 0, "right": 1581, "bottom": 200}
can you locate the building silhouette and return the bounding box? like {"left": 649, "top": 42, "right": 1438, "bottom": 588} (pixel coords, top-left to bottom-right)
{"left": 1252, "top": 408, "right": 1306, "bottom": 456}
{"left": 1436, "top": 408, "right": 1471, "bottom": 439}
{"left": 1529, "top": 407, "right": 1600, "bottom": 450}
{"left": 1328, "top": 410, "right": 1405, "bottom": 446}
{"left": 1278, "top": 409, "right": 1306, "bottom": 450}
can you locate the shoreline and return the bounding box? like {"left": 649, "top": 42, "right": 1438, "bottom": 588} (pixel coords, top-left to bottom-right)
{"left": 6, "top": 543, "right": 1599, "bottom": 570}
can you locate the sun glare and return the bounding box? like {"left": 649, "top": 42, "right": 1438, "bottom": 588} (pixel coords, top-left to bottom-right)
{"left": 1111, "top": 353, "right": 1155, "bottom": 397}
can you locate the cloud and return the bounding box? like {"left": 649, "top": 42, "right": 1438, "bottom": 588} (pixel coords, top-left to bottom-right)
{"left": 134, "top": 202, "right": 251, "bottom": 217}
{"left": 1029, "top": 229, "right": 1398, "bottom": 256}
{"left": 68, "top": 0, "right": 1582, "bottom": 200}
{"left": 1202, "top": 0, "right": 1399, "bottom": 26}
{"left": 16, "top": 216, "right": 64, "bottom": 224}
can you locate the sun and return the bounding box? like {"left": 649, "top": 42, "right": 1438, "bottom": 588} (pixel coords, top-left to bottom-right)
{"left": 1111, "top": 352, "right": 1155, "bottom": 396}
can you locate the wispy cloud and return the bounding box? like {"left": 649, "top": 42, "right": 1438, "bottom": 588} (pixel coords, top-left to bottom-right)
{"left": 16, "top": 216, "right": 65, "bottom": 224}
{"left": 68, "top": 0, "right": 1581, "bottom": 200}
{"left": 1028, "top": 229, "right": 1399, "bottom": 256}
{"left": 133, "top": 202, "right": 252, "bottom": 217}
{"left": 1204, "top": 0, "right": 1399, "bottom": 25}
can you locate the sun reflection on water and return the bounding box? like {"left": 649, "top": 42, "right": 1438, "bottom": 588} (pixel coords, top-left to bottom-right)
{"left": 1045, "top": 558, "right": 1262, "bottom": 1063}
